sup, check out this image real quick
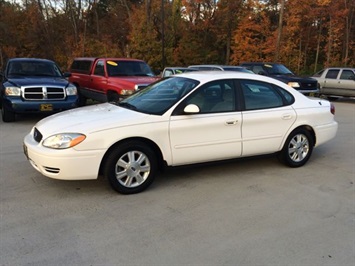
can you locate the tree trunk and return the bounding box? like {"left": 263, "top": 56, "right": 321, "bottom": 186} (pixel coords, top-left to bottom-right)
{"left": 275, "top": 0, "right": 285, "bottom": 62}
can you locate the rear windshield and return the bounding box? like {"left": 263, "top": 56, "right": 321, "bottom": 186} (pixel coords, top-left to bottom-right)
{"left": 70, "top": 60, "right": 93, "bottom": 74}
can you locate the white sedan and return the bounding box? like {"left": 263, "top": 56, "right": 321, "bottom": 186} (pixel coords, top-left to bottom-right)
{"left": 24, "top": 72, "right": 338, "bottom": 194}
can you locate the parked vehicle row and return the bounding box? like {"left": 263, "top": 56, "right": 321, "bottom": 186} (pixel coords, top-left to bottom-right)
{"left": 23, "top": 71, "right": 338, "bottom": 194}
{"left": 1, "top": 57, "right": 352, "bottom": 123}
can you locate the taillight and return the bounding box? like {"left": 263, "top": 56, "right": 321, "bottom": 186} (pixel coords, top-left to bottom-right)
{"left": 330, "top": 103, "right": 335, "bottom": 115}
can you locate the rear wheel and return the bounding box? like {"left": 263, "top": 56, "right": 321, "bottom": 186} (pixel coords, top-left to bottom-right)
{"left": 278, "top": 128, "right": 314, "bottom": 167}
{"left": 103, "top": 141, "right": 157, "bottom": 194}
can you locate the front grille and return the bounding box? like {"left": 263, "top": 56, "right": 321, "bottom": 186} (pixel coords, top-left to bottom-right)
{"left": 33, "top": 127, "right": 43, "bottom": 143}
{"left": 23, "top": 86, "right": 66, "bottom": 100}
{"left": 300, "top": 82, "right": 317, "bottom": 91}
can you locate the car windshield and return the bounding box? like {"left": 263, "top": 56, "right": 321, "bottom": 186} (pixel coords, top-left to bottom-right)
{"left": 264, "top": 64, "right": 294, "bottom": 75}
{"left": 7, "top": 61, "right": 63, "bottom": 77}
{"left": 117, "top": 77, "right": 200, "bottom": 115}
{"left": 107, "top": 60, "right": 155, "bottom": 77}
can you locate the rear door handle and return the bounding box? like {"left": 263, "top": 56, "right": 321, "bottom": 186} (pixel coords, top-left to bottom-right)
{"left": 226, "top": 120, "right": 238, "bottom": 125}
{"left": 282, "top": 114, "right": 292, "bottom": 120}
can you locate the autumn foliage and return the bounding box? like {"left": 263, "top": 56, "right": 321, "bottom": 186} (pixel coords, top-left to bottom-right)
{"left": 0, "top": 0, "right": 354, "bottom": 74}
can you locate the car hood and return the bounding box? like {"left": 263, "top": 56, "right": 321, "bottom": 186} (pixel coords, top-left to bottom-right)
{"left": 35, "top": 103, "right": 153, "bottom": 136}
{"left": 110, "top": 76, "right": 159, "bottom": 85}
{"left": 271, "top": 74, "right": 317, "bottom": 83}
{"left": 6, "top": 77, "right": 70, "bottom": 87}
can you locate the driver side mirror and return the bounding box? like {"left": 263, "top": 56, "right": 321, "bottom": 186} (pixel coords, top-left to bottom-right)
{"left": 184, "top": 104, "right": 200, "bottom": 114}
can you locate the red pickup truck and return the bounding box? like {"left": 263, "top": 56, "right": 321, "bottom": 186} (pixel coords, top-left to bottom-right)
{"left": 69, "top": 58, "right": 159, "bottom": 104}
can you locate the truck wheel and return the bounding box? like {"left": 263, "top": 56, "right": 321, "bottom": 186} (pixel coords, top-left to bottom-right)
{"left": 78, "top": 91, "right": 87, "bottom": 106}
{"left": 1, "top": 101, "right": 15, "bottom": 122}
{"left": 103, "top": 141, "right": 158, "bottom": 194}
{"left": 107, "top": 91, "right": 120, "bottom": 102}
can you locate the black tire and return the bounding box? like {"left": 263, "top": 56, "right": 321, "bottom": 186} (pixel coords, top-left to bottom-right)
{"left": 1, "top": 102, "right": 15, "bottom": 122}
{"left": 278, "top": 128, "right": 314, "bottom": 167}
{"left": 107, "top": 91, "right": 120, "bottom": 102}
{"left": 327, "top": 96, "right": 337, "bottom": 101}
{"left": 103, "top": 141, "right": 157, "bottom": 194}
{"left": 77, "top": 90, "right": 87, "bottom": 106}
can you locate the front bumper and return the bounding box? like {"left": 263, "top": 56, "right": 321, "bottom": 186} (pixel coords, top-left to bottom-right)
{"left": 297, "top": 88, "right": 319, "bottom": 95}
{"left": 3, "top": 96, "right": 78, "bottom": 114}
{"left": 23, "top": 133, "right": 105, "bottom": 180}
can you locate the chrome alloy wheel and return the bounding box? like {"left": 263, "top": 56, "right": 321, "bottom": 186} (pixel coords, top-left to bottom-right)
{"left": 115, "top": 150, "right": 151, "bottom": 188}
{"left": 288, "top": 133, "right": 310, "bottom": 162}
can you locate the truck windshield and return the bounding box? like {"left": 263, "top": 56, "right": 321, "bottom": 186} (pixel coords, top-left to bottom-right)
{"left": 107, "top": 60, "right": 156, "bottom": 77}
{"left": 117, "top": 77, "right": 200, "bottom": 115}
{"left": 264, "top": 64, "right": 294, "bottom": 75}
{"left": 7, "top": 61, "right": 63, "bottom": 77}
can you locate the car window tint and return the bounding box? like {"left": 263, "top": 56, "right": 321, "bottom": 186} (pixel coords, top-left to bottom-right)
{"left": 241, "top": 80, "right": 283, "bottom": 110}
{"left": 340, "top": 70, "right": 355, "bottom": 80}
{"left": 186, "top": 80, "right": 235, "bottom": 113}
{"left": 253, "top": 66, "right": 264, "bottom": 74}
{"left": 325, "top": 69, "right": 339, "bottom": 79}
{"left": 164, "top": 69, "right": 173, "bottom": 77}
{"left": 94, "top": 60, "right": 105, "bottom": 76}
{"left": 313, "top": 70, "right": 324, "bottom": 77}
{"left": 71, "top": 60, "right": 93, "bottom": 74}
{"left": 275, "top": 86, "right": 294, "bottom": 105}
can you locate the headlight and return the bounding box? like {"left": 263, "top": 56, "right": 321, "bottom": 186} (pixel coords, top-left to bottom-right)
{"left": 5, "top": 86, "right": 21, "bottom": 96}
{"left": 43, "top": 133, "right": 86, "bottom": 149}
{"left": 288, "top": 82, "right": 300, "bottom": 88}
{"left": 66, "top": 84, "right": 77, "bottom": 95}
{"left": 121, "top": 89, "right": 135, "bottom": 95}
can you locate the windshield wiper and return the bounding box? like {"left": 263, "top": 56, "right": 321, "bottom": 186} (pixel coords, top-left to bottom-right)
{"left": 8, "top": 73, "right": 27, "bottom": 76}
{"left": 33, "top": 74, "right": 57, "bottom": 77}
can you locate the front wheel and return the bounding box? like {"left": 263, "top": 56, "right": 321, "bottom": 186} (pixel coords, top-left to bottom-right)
{"left": 1, "top": 101, "right": 15, "bottom": 122}
{"left": 103, "top": 141, "right": 157, "bottom": 194}
{"left": 278, "top": 128, "right": 314, "bottom": 167}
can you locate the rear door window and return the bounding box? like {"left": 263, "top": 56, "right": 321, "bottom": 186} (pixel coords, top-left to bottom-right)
{"left": 325, "top": 69, "right": 340, "bottom": 79}
{"left": 240, "top": 80, "right": 285, "bottom": 110}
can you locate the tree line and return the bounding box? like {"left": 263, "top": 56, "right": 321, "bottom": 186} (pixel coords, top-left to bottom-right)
{"left": 0, "top": 0, "right": 354, "bottom": 75}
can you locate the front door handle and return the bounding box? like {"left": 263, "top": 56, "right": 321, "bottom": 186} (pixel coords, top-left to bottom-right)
{"left": 226, "top": 120, "right": 238, "bottom": 125}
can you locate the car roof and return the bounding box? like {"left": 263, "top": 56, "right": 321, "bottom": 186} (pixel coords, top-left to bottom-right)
{"left": 73, "top": 57, "right": 145, "bottom": 62}
{"left": 241, "top": 62, "right": 283, "bottom": 66}
{"left": 189, "top": 65, "right": 246, "bottom": 69}
{"left": 322, "top": 67, "right": 355, "bottom": 70}
{"left": 165, "top": 67, "right": 189, "bottom": 69}
{"left": 172, "top": 71, "right": 297, "bottom": 94}
{"left": 8, "top": 58, "right": 55, "bottom": 63}
{"left": 172, "top": 70, "right": 270, "bottom": 83}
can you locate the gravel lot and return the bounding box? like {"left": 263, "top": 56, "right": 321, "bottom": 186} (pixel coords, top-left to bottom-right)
{"left": 0, "top": 99, "right": 354, "bottom": 266}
